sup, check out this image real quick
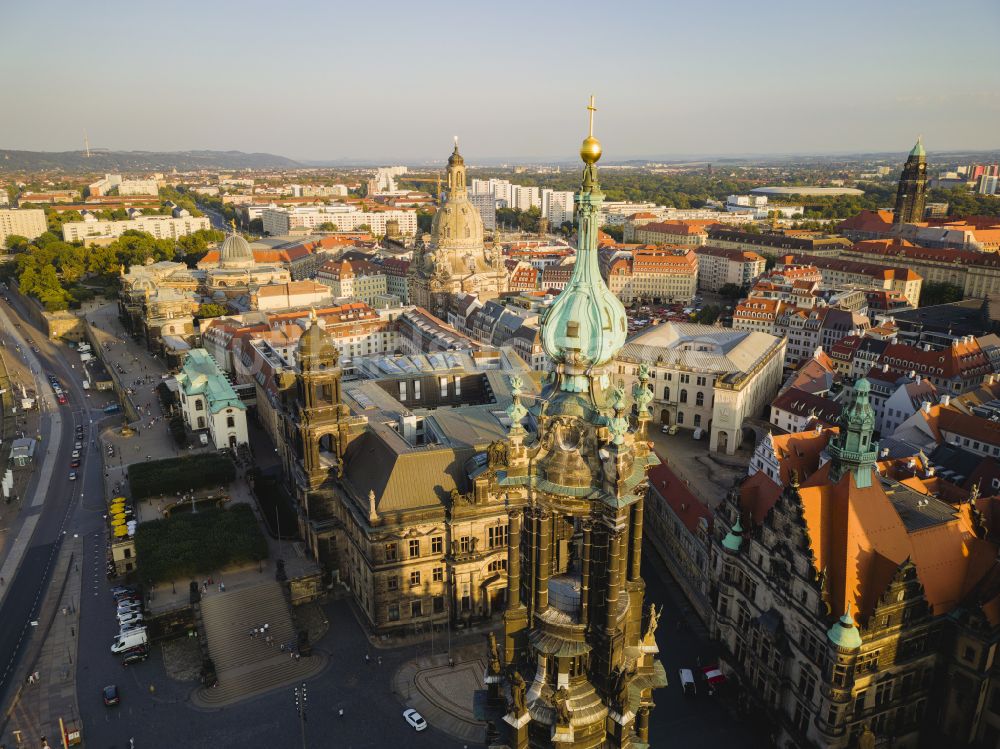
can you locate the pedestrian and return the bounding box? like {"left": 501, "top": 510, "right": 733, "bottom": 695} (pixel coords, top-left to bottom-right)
{"left": 365, "top": 653, "right": 370, "bottom": 664}
{"left": 377, "top": 656, "right": 382, "bottom": 666}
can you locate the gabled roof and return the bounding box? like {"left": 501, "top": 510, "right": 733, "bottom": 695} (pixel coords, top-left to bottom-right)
{"left": 648, "top": 462, "right": 713, "bottom": 533}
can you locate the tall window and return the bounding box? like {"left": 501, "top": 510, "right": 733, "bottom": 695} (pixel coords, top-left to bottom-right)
{"left": 433, "top": 567, "right": 443, "bottom": 582}
{"left": 663, "top": 386, "right": 670, "bottom": 400}
{"left": 398, "top": 382, "right": 407, "bottom": 401}
{"left": 409, "top": 570, "right": 421, "bottom": 587}
{"left": 413, "top": 380, "right": 421, "bottom": 399}
{"left": 227, "top": 416, "right": 235, "bottom": 428}
{"left": 431, "top": 536, "right": 443, "bottom": 554}
{"left": 488, "top": 525, "right": 508, "bottom": 549}
{"left": 411, "top": 601, "right": 422, "bottom": 618}
{"left": 408, "top": 540, "right": 420, "bottom": 557}
{"left": 195, "top": 400, "right": 204, "bottom": 411}
{"left": 680, "top": 389, "right": 688, "bottom": 404}
{"left": 460, "top": 536, "right": 471, "bottom": 553}
{"left": 440, "top": 376, "right": 449, "bottom": 397}
{"left": 384, "top": 543, "right": 398, "bottom": 562}
{"left": 696, "top": 392, "right": 704, "bottom": 407}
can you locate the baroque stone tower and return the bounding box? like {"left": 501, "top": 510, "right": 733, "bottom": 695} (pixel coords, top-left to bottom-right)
{"left": 294, "top": 309, "right": 354, "bottom": 490}
{"left": 408, "top": 140, "right": 506, "bottom": 317}
{"left": 893, "top": 137, "right": 927, "bottom": 224}
{"left": 489, "top": 98, "right": 666, "bottom": 749}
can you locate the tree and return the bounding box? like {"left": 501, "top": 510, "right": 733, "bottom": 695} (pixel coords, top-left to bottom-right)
{"left": 694, "top": 305, "right": 722, "bottom": 325}
{"left": 919, "top": 281, "right": 964, "bottom": 307}
{"left": 197, "top": 303, "right": 228, "bottom": 319}
{"left": 4, "top": 234, "right": 29, "bottom": 251}
{"left": 718, "top": 283, "right": 746, "bottom": 301}
{"left": 601, "top": 224, "right": 623, "bottom": 242}
{"left": 317, "top": 222, "right": 339, "bottom": 232}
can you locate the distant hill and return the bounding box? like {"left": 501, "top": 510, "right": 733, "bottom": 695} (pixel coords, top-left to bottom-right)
{"left": 0, "top": 149, "right": 301, "bottom": 172}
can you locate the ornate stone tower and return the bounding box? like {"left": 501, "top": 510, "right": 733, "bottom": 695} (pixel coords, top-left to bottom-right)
{"left": 827, "top": 377, "right": 878, "bottom": 487}
{"left": 294, "top": 309, "right": 353, "bottom": 490}
{"left": 893, "top": 137, "right": 927, "bottom": 224}
{"left": 491, "top": 98, "right": 666, "bottom": 749}
{"left": 408, "top": 139, "right": 505, "bottom": 316}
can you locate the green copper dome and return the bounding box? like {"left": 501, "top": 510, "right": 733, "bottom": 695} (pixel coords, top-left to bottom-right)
{"left": 540, "top": 98, "right": 627, "bottom": 393}
{"left": 828, "top": 377, "right": 879, "bottom": 487}
{"left": 909, "top": 137, "right": 925, "bottom": 158}
{"left": 827, "top": 603, "right": 862, "bottom": 650}
{"left": 722, "top": 515, "right": 743, "bottom": 552}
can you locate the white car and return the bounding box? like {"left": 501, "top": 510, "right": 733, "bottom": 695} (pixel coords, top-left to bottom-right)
{"left": 403, "top": 708, "right": 427, "bottom": 731}
{"left": 118, "top": 611, "right": 143, "bottom": 626}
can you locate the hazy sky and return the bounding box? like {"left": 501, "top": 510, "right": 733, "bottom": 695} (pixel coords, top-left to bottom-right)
{"left": 1, "top": 0, "right": 997, "bottom": 162}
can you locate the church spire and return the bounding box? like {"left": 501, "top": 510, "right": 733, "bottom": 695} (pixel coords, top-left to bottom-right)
{"left": 539, "top": 96, "right": 627, "bottom": 392}
{"left": 828, "top": 378, "right": 879, "bottom": 487}
{"left": 894, "top": 136, "right": 927, "bottom": 224}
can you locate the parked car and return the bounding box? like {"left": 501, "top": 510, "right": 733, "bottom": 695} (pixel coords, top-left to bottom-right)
{"left": 68, "top": 471, "right": 77, "bottom": 481}
{"left": 403, "top": 708, "right": 427, "bottom": 731}
{"left": 102, "top": 685, "right": 120, "bottom": 706}
{"left": 679, "top": 668, "right": 697, "bottom": 697}
{"left": 122, "top": 649, "right": 149, "bottom": 666}
{"left": 700, "top": 666, "right": 727, "bottom": 696}
{"left": 70, "top": 460, "right": 80, "bottom": 468}
{"left": 117, "top": 612, "right": 143, "bottom": 626}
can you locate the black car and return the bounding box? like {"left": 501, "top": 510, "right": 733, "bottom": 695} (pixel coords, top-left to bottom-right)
{"left": 103, "top": 684, "right": 120, "bottom": 706}
{"left": 121, "top": 647, "right": 149, "bottom": 666}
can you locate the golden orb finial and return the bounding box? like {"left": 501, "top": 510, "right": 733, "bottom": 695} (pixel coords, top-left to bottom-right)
{"left": 580, "top": 95, "right": 602, "bottom": 165}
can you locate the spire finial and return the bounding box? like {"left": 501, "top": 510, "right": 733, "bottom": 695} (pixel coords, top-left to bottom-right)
{"left": 453, "top": 135, "right": 459, "bottom": 150}
{"left": 587, "top": 95, "right": 596, "bottom": 138}
{"left": 580, "top": 95, "right": 602, "bottom": 166}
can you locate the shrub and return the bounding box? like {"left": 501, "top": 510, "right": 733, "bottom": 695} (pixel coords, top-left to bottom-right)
{"left": 127, "top": 453, "right": 235, "bottom": 499}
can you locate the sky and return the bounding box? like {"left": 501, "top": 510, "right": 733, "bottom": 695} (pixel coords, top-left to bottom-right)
{"left": 1, "top": 0, "right": 998, "bottom": 162}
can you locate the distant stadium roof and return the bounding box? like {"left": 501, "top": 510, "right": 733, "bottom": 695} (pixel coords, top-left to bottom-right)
{"left": 750, "top": 186, "right": 865, "bottom": 196}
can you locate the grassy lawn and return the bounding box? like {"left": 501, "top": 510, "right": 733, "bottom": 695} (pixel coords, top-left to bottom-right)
{"left": 135, "top": 504, "right": 267, "bottom": 583}
{"left": 128, "top": 452, "right": 235, "bottom": 499}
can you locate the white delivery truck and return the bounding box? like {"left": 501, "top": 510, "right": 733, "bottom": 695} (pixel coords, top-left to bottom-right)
{"left": 111, "top": 628, "right": 148, "bottom": 653}
{"left": 78, "top": 343, "right": 92, "bottom": 353}
{"left": 80, "top": 352, "right": 93, "bottom": 363}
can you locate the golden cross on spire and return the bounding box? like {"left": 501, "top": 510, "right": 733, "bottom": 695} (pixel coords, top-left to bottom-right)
{"left": 587, "top": 95, "right": 597, "bottom": 138}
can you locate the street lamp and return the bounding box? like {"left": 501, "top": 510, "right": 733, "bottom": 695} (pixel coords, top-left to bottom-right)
{"left": 294, "top": 683, "right": 308, "bottom": 749}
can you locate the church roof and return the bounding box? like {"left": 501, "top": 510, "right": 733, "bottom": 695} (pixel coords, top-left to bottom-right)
{"left": 910, "top": 137, "right": 926, "bottom": 158}
{"left": 219, "top": 232, "right": 255, "bottom": 267}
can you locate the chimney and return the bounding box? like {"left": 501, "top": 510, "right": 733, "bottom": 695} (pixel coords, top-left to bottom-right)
{"left": 908, "top": 370, "right": 916, "bottom": 379}
{"left": 922, "top": 401, "right": 931, "bottom": 414}
{"left": 940, "top": 394, "right": 951, "bottom": 407}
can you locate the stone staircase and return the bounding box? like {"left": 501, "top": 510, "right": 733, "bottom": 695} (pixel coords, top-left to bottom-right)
{"left": 192, "top": 580, "right": 326, "bottom": 707}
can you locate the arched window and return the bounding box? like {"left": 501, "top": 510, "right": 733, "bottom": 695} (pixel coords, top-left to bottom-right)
{"left": 696, "top": 392, "right": 704, "bottom": 407}
{"left": 680, "top": 389, "right": 688, "bottom": 404}
{"left": 663, "top": 386, "right": 670, "bottom": 400}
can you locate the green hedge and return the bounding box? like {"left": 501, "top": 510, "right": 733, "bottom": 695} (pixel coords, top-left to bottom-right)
{"left": 135, "top": 504, "right": 268, "bottom": 583}
{"left": 127, "top": 453, "right": 235, "bottom": 499}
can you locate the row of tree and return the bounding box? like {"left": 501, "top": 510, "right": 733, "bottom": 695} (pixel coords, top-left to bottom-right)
{"left": 5, "top": 227, "right": 223, "bottom": 311}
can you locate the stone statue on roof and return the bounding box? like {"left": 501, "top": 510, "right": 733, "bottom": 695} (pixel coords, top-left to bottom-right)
{"left": 487, "top": 632, "right": 501, "bottom": 675}
{"left": 643, "top": 603, "right": 661, "bottom": 646}
{"left": 510, "top": 671, "right": 527, "bottom": 716}
{"left": 552, "top": 686, "right": 571, "bottom": 727}
{"left": 858, "top": 724, "right": 876, "bottom": 749}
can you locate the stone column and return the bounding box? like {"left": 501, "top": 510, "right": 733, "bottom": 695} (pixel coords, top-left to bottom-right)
{"left": 508, "top": 510, "right": 522, "bottom": 607}
{"left": 605, "top": 528, "right": 622, "bottom": 631}
{"left": 629, "top": 500, "right": 644, "bottom": 582}
{"left": 580, "top": 520, "right": 592, "bottom": 626}
{"left": 527, "top": 508, "right": 537, "bottom": 621}
{"left": 636, "top": 706, "right": 650, "bottom": 742}
{"left": 535, "top": 510, "right": 552, "bottom": 612}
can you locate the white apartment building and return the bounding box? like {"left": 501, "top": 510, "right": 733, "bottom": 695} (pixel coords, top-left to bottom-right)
{"left": 471, "top": 178, "right": 514, "bottom": 208}
{"left": 542, "top": 189, "right": 574, "bottom": 227}
{"left": 289, "top": 184, "right": 349, "bottom": 198}
{"left": 725, "top": 194, "right": 803, "bottom": 219}
{"left": 368, "top": 166, "right": 407, "bottom": 195}
{"left": 89, "top": 174, "right": 159, "bottom": 197}
{"left": 694, "top": 245, "right": 767, "bottom": 291}
{"left": 261, "top": 206, "right": 417, "bottom": 237}
{"left": 61, "top": 214, "right": 210, "bottom": 242}
{"left": 511, "top": 185, "right": 541, "bottom": 211}
{"left": 0, "top": 208, "right": 47, "bottom": 246}
{"left": 599, "top": 201, "right": 659, "bottom": 226}
{"left": 469, "top": 193, "right": 497, "bottom": 230}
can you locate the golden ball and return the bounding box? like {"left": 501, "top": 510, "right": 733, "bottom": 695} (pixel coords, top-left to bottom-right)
{"left": 580, "top": 136, "right": 602, "bottom": 165}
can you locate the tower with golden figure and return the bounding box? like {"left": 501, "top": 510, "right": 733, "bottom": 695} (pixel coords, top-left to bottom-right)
{"left": 489, "top": 97, "right": 666, "bottom": 749}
